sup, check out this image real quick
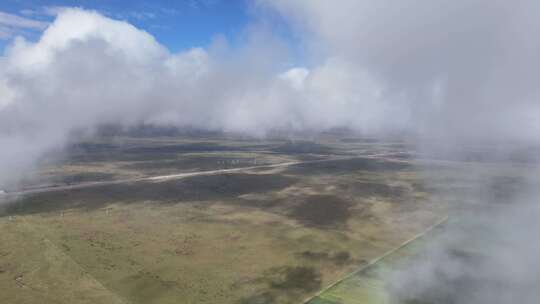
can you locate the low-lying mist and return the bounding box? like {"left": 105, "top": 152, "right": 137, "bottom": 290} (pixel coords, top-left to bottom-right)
{"left": 389, "top": 172, "right": 540, "bottom": 304}
{"left": 2, "top": 1, "right": 540, "bottom": 302}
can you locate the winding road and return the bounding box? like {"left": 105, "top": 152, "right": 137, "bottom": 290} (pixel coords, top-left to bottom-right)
{"left": 2, "top": 153, "right": 407, "bottom": 198}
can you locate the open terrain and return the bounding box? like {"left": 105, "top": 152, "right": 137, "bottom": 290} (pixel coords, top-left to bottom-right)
{"left": 0, "top": 134, "right": 448, "bottom": 304}
{"left": 305, "top": 154, "right": 539, "bottom": 304}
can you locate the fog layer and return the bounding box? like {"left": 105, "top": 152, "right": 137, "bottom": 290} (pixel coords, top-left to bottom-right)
{"left": 2, "top": 4, "right": 540, "bottom": 302}
{"left": 260, "top": 1, "right": 540, "bottom": 303}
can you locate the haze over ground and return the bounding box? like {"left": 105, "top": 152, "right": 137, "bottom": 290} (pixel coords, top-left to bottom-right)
{"left": 1, "top": 1, "right": 540, "bottom": 303}
{"left": 1, "top": 0, "right": 539, "bottom": 185}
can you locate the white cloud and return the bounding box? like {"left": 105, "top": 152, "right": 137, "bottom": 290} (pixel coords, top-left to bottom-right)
{"left": 0, "top": 7, "right": 404, "bottom": 186}
{"left": 42, "top": 6, "right": 70, "bottom": 17}
{"left": 279, "top": 67, "right": 309, "bottom": 90}
{"left": 257, "top": 2, "right": 540, "bottom": 303}
{"left": 126, "top": 11, "right": 156, "bottom": 21}
{"left": 0, "top": 25, "right": 13, "bottom": 39}
{"left": 261, "top": 0, "right": 540, "bottom": 142}
{"left": 19, "top": 9, "right": 37, "bottom": 16}
{"left": 19, "top": 6, "right": 70, "bottom": 18}
{"left": 1, "top": 4, "right": 540, "bottom": 303}
{"left": 2, "top": 2, "right": 540, "bottom": 188}
{"left": 0, "top": 11, "right": 48, "bottom": 30}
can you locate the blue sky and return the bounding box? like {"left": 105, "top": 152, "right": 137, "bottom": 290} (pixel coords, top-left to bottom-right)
{"left": 0, "top": 0, "right": 266, "bottom": 52}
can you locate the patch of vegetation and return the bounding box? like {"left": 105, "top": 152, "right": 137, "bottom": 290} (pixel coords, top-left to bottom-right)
{"left": 65, "top": 142, "right": 269, "bottom": 163}
{"left": 340, "top": 138, "right": 380, "bottom": 143}
{"left": 270, "top": 266, "right": 322, "bottom": 292}
{"left": 298, "top": 250, "right": 351, "bottom": 265}
{"left": 238, "top": 292, "right": 276, "bottom": 304}
{"left": 122, "top": 156, "right": 263, "bottom": 173}
{"left": 56, "top": 172, "right": 116, "bottom": 185}
{"left": 3, "top": 173, "right": 297, "bottom": 216}
{"left": 339, "top": 182, "right": 406, "bottom": 198}
{"left": 289, "top": 195, "right": 352, "bottom": 227}
{"left": 272, "top": 141, "right": 334, "bottom": 155}
{"left": 286, "top": 158, "right": 409, "bottom": 176}
{"left": 2, "top": 172, "right": 117, "bottom": 192}
{"left": 309, "top": 298, "right": 340, "bottom": 304}
{"left": 298, "top": 250, "right": 330, "bottom": 260}
{"left": 333, "top": 251, "right": 352, "bottom": 265}
{"left": 125, "top": 142, "right": 237, "bottom": 154}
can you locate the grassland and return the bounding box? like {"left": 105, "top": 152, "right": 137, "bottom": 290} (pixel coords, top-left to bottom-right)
{"left": 303, "top": 155, "right": 537, "bottom": 304}
{"left": 305, "top": 219, "right": 447, "bottom": 304}
{"left": 0, "top": 135, "right": 447, "bottom": 304}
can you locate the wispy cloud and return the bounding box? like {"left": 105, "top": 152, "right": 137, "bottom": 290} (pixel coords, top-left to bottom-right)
{"left": 0, "top": 25, "right": 12, "bottom": 39}
{"left": 113, "top": 11, "right": 156, "bottom": 22}
{"left": 189, "top": 0, "right": 220, "bottom": 9}
{"left": 0, "top": 11, "right": 48, "bottom": 30}
{"left": 19, "top": 9, "right": 37, "bottom": 16}
{"left": 43, "top": 6, "right": 72, "bottom": 17}
{"left": 19, "top": 6, "right": 68, "bottom": 17}
{"left": 128, "top": 11, "right": 156, "bottom": 21}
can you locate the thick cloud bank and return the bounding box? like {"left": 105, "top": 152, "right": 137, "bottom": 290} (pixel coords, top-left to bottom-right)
{"left": 3, "top": 2, "right": 540, "bottom": 186}
{"left": 0, "top": 8, "right": 401, "bottom": 186}
{"left": 0, "top": 4, "right": 537, "bottom": 172}
{"left": 264, "top": 0, "right": 540, "bottom": 142}
{"left": 2, "top": 2, "right": 540, "bottom": 302}
{"left": 258, "top": 1, "right": 540, "bottom": 303}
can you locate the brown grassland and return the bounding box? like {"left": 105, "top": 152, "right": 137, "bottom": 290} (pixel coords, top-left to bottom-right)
{"left": 0, "top": 135, "right": 447, "bottom": 304}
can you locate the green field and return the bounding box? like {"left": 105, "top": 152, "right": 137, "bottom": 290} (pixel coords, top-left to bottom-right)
{"left": 304, "top": 157, "right": 536, "bottom": 304}
{"left": 1, "top": 135, "right": 451, "bottom": 304}
{"left": 306, "top": 220, "right": 447, "bottom": 304}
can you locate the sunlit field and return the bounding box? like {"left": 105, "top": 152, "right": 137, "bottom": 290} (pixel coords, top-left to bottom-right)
{"left": 0, "top": 135, "right": 446, "bottom": 304}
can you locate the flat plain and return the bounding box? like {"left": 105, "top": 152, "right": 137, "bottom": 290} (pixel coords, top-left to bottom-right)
{"left": 0, "top": 134, "right": 448, "bottom": 304}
